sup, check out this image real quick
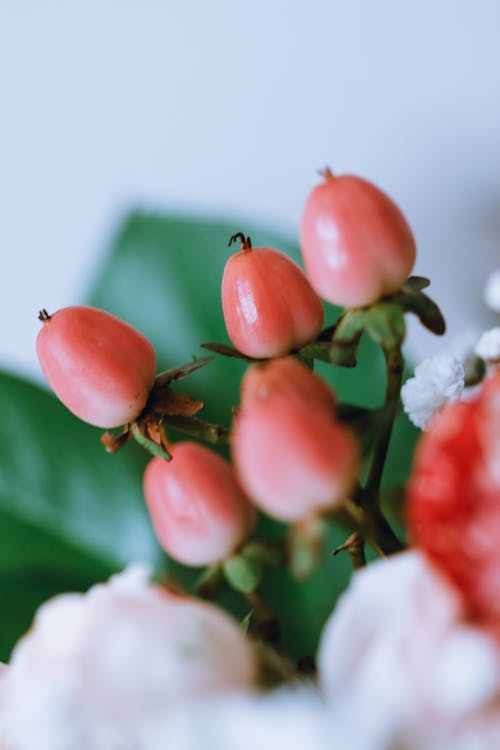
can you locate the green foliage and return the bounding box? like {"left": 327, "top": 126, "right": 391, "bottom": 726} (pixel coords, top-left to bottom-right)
{"left": 0, "top": 211, "right": 419, "bottom": 660}
{"left": 0, "top": 372, "right": 162, "bottom": 659}
{"left": 392, "top": 278, "right": 446, "bottom": 336}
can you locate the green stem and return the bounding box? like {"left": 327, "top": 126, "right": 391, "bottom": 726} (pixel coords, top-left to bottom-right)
{"left": 334, "top": 344, "right": 405, "bottom": 564}
{"left": 368, "top": 505, "right": 405, "bottom": 554}
{"left": 346, "top": 345, "right": 404, "bottom": 560}
{"left": 161, "top": 415, "right": 230, "bottom": 445}
{"left": 366, "top": 346, "right": 404, "bottom": 496}
{"left": 194, "top": 564, "right": 225, "bottom": 599}
{"left": 130, "top": 422, "right": 171, "bottom": 460}
{"left": 336, "top": 497, "right": 404, "bottom": 556}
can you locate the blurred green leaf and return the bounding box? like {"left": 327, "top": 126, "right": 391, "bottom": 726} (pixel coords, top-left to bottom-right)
{"left": 391, "top": 286, "right": 446, "bottom": 336}
{"left": 402, "top": 275, "right": 430, "bottom": 292}
{"left": 0, "top": 372, "right": 162, "bottom": 658}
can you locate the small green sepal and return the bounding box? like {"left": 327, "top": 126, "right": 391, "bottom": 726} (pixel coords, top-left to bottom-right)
{"left": 223, "top": 554, "right": 263, "bottom": 593}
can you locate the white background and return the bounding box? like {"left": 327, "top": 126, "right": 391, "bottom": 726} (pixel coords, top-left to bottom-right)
{"left": 1, "top": 0, "right": 499, "bottom": 379}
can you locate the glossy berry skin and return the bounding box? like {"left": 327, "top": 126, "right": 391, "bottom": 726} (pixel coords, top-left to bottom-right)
{"left": 36, "top": 306, "right": 156, "bottom": 429}
{"left": 143, "top": 442, "right": 255, "bottom": 566}
{"left": 240, "top": 355, "right": 336, "bottom": 413}
{"left": 222, "top": 242, "right": 324, "bottom": 358}
{"left": 406, "top": 372, "right": 500, "bottom": 640}
{"left": 232, "top": 357, "right": 359, "bottom": 523}
{"left": 300, "top": 173, "right": 416, "bottom": 308}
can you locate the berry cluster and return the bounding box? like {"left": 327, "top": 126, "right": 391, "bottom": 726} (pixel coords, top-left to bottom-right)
{"left": 37, "top": 171, "right": 419, "bottom": 576}
{"left": 38, "top": 169, "right": 487, "bottom": 642}
{"left": 24, "top": 169, "right": 500, "bottom": 746}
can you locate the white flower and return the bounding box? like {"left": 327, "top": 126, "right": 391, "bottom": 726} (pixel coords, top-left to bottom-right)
{"left": 401, "top": 355, "right": 465, "bottom": 428}
{"left": 317, "top": 551, "right": 500, "bottom": 750}
{"left": 475, "top": 327, "right": 500, "bottom": 362}
{"left": 0, "top": 563, "right": 256, "bottom": 750}
{"left": 484, "top": 269, "right": 500, "bottom": 313}
{"left": 167, "top": 689, "right": 335, "bottom": 750}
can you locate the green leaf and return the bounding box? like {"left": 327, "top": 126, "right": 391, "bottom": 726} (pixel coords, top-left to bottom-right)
{"left": 0, "top": 372, "right": 161, "bottom": 567}
{"left": 154, "top": 356, "right": 215, "bottom": 386}
{"left": 223, "top": 555, "right": 263, "bottom": 593}
{"left": 402, "top": 275, "right": 430, "bottom": 291}
{"left": 0, "top": 511, "right": 112, "bottom": 659}
{"left": 0, "top": 371, "right": 163, "bottom": 658}
{"left": 201, "top": 342, "right": 261, "bottom": 362}
{"left": 405, "top": 291, "right": 446, "bottom": 335}
{"left": 391, "top": 287, "right": 446, "bottom": 336}
{"left": 364, "top": 302, "right": 406, "bottom": 349}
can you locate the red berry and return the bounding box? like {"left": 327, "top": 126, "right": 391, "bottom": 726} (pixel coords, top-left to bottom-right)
{"left": 143, "top": 442, "right": 255, "bottom": 566}
{"left": 300, "top": 171, "right": 416, "bottom": 307}
{"left": 221, "top": 233, "right": 324, "bottom": 358}
{"left": 232, "top": 357, "right": 359, "bottom": 522}
{"left": 36, "top": 306, "right": 156, "bottom": 428}
{"left": 406, "top": 372, "right": 500, "bottom": 638}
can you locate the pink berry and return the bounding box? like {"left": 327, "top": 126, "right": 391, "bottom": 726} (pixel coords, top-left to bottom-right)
{"left": 143, "top": 442, "right": 255, "bottom": 566}
{"left": 36, "top": 306, "right": 156, "bottom": 428}
{"left": 221, "top": 233, "right": 324, "bottom": 358}
{"left": 240, "top": 355, "right": 336, "bottom": 413}
{"left": 232, "top": 357, "right": 359, "bottom": 522}
{"left": 406, "top": 372, "right": 500, "bottom": 639}
{"left": 300, "top": 171, "right": 416, "bottom": 308}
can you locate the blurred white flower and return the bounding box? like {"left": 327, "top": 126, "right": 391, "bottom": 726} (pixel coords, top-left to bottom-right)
{"left": 484, "top": 269, "right": 500, "bottom": 314}
{"left": 0, "top": 563, "right": 256, "bottom": 750}
{"left": 165, "top": 689, "right": 336, "bottom": 750}
{"left": 475, "top": 328, "right": 500, "bottom": 363}
{"left": 401, "top": 355, "right": 465, "bottom": 428}
{"left": 318, "top": 551, "right": 500, "bottom": 750}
